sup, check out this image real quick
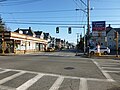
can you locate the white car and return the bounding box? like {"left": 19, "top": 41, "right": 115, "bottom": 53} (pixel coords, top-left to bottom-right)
{"left": 89, "top": 47, "right": 110, "bottom": 55}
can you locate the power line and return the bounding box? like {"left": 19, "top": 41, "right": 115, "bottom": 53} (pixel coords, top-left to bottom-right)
{"left": 0, "top": 0, "right": 44, "bottom": 6}
{"left": 78, "top": 0, "right": 87, "bottom": 7}
{"left": 5, "top": 21, "right": 87, "bottom": 25}
{"left": 94, "top": 8, "right": 120, "bottom": 10}
{"left": 0, "top": 9, "right": 75, "bottom": 14}
{"left": 4, "top": 19, "right": 120, "bottom": 23}
{"left": 5, "top": 21, "right": 120, "bottom": 26}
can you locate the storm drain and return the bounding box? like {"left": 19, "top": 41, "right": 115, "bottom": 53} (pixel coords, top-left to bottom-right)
{"left": 64, "top": 67, "right": 75, "bottom": 70}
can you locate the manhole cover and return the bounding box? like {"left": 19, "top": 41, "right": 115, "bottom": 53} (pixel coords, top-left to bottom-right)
{"left": 64, "top": 67, "right": 75, "bottom": 70}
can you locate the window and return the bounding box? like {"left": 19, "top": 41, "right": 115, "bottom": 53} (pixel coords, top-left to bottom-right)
{"left": 29, "top": 42, "right": 30, "bottom": 46}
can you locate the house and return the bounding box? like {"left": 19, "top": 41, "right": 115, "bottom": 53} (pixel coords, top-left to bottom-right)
{"left": 91, "top": 24, "right": 120, "bottom": 50}
{"left": 44, "top": 33, "right": 51, "bottom": 49}
{"left": 107, "top": 27, "right": 120, "bottom": 50}
{"left": 14, "top": 27, "right": 36, "bottom": 37}
{"left": 49, "top": 37, "right": 56, "bottom": 48}
{"left": 34, "top": 31, "right": 44, "bottom": 39}
{"left": 34, "top": 31, "right": 45, "bottom": 51}
{"left": 55, "top": 38, "right": 61, "bottom": 49}
{"left": 0, "top": 30, "right": 48, "bottom": 54}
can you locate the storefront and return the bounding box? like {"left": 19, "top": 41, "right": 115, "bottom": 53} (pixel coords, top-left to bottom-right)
{"left": 0, "top": 31, "right": 47, "bottom": 54}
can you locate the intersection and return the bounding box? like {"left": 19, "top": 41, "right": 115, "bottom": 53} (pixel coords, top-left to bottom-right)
{"left": 0, "top": 51, "right": 120, "bottom": 90}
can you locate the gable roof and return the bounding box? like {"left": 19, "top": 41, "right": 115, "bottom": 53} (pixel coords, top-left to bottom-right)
{"left": 44, "top": 33, "right": 50, "bottom": 40}
{"left": 34, "top": 31, "right": 43, "bottom": 35}
{"left": 14, "top": 27, "right": 36, "bottom": 37}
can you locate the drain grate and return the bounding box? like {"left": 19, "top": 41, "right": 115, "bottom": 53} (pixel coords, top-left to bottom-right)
{"left": 64, "top": 67, "right": 75, "bottom": 70}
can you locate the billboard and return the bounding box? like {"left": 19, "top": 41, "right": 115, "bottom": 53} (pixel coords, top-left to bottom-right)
{"left": 92, "top": 21, "right": 106, "bottom": 31}
{"left": 92, "top": 31, "right": 106, "bottom": 37}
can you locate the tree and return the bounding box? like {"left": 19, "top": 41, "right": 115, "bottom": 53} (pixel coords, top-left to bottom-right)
{"left": 0, "top": 17, "right": 7, "bottom": 32}
{"left": 76, "top": 37, "right": 84, "bottom": 51}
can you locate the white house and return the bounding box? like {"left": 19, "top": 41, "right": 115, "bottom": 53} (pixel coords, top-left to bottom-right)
{"left": 107, "top": 28, "right": 120, "bottom": 50}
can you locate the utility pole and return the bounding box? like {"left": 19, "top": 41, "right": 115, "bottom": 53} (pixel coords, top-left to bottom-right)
{"left": 116, "top": 32, "right": 119, "bottom": 57}
{"left": 76, "top": 33, "right": 79, "bottom": 44}
{"left": 87, "top": 0, "right": 90, "bottom": 46}
{"left": 83, "top": 26, "right": 86, "bottom": 54}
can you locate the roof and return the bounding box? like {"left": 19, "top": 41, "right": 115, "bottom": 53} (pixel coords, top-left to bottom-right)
{"left": 34, "top": 31, "right": 43, "bottom": 35}
{"left": 114, "top": 28, "right": 120, "bottom": 34}
{"left": 14, "top": 27, "right": 36, "bottom": 37}
{"left": 44, "top": 33, "right": 50, "bottom": 40}
{"left": 106, "top": 25, "right": 112, "bottom": 34}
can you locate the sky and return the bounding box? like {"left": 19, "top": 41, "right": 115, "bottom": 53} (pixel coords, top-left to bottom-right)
{"left": 0, "top": 0, "right": 120, "bottom": 44}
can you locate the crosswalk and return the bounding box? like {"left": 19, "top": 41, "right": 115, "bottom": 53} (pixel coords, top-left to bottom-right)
{"left": 92, "top": 59, "right": 120, "bottom": 85}
{"left": 93, "top": 59, "right": 120, "bottom": 73}
{"left": 0, "top": 68, "right": 116, "bottom": 90}
{"left": 35, "top": 52, "right": 76, "bottom": 57}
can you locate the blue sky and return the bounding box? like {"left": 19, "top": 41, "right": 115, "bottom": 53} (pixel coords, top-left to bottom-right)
{"left": 0, "top": 0, "right": 120, "bottom": 44}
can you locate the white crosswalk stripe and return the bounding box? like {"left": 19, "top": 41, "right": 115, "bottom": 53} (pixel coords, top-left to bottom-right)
{"left": 0, "top": 68, "right": 116, "bottom": 90}
{"left": 96, "top": 60, "right": 120, "bottom": 73}
{"left": 49, "top": 76, "right": 64, "bottom": 90}
{"left": 16, "top": 74, "right": 44, "bottom": 90}
{"left": 79, "top": 78, "right": 88, "bottom": 90}
{"left": 0, "top": 71, "right": 26, "bottom": 84}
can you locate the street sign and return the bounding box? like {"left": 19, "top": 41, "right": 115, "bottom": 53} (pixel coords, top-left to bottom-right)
{"left": 92, "top": 21, "right": 106, "bottom": 31}
{"left": 92, "top": 31, "right": 106, "bottom": 37}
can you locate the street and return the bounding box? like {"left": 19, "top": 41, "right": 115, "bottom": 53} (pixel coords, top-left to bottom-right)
{"left": 0, "top": 50, "right": 120, "bottom": 90}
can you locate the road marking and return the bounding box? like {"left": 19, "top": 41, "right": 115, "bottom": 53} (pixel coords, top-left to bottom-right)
{"left": 91, "top": 59, "right": 115, "bottom": 82}
{"left": 49, "top": 76, "right": 64, "bottom": 90}
{"left": 0, "top": 85, "right": 16, "bottom": 90}
{"left": 103, "top": 70, "right": 120, "bottom": 73}
{"left": 101, "top": 65, "right": 118, "bottom": 67}
{"left": 102, "top": 67, "right": 120, "bottom": 70}
{"left": 0, "top": 71, "right": 26, "bottom": 84}
{"left": 16, "top": 74, "right": 44, "bottom": 90}
{"left": 0, "top": 68, "right": 116, "bottom": 85}
{"left": 79, "top": 78, "right": 88, "bottom": 90}
{"left": 0, "top": 69, "right": 11, "bottom": 74}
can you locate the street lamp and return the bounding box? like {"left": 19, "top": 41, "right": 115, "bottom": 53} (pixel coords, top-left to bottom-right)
{"left": 75, "top": 0, "right": 91, "bottom": 47}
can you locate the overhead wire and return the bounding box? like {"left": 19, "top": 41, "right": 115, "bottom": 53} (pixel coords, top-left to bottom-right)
{"left": 5, "top": 21, "right": 120, "bottom": 26}
{"left": 0, "top": 9, "right": 75, "bottom": 14}
{"left": 0, "top": 0, "right": 44, "bottom": 6}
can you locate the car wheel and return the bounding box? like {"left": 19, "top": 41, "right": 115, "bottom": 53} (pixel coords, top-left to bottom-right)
{"left": 90, "top": 51, "right": 94, "bottom": 55}
{"left": 104, "top": 51, "right": 108, "bottom": 55}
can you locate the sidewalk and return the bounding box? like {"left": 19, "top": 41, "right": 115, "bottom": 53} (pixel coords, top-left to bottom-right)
{"left": 0, "top": 52, "right": 41, "bottom": 56}
{"left": 75, "top": 50, "right": 120, "bottom": 59}
{"left": 1, "top": 52, "right": 120, "bottom": 60}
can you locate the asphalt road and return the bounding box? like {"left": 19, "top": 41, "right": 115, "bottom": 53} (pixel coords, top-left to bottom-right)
{"left": 0, "top": 50, "right": 120, "bottom": 90}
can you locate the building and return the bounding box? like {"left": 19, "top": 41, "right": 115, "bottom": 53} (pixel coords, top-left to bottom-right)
{"left": 34, "top": 31, "right": 45, "bottom": 51}
{"left": 0, "top": 30, "right": 47, "bottom": 54}
{"left": 107, "top": 27, "right": 120, "bottom": 50}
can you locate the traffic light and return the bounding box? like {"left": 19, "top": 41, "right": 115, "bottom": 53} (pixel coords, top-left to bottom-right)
{"left": 56, "top": 27, "right": 59, "bottom": 33}
{"left": 68, "top": 27, "right": 72, "bottom": 34}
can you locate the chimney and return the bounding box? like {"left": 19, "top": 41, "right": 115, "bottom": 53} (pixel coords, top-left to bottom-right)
{"left": 29, "top": 27, "right": 31, "bottom": 30}
{"left": 108, "top": 24, "right": 111, "bottom": 27}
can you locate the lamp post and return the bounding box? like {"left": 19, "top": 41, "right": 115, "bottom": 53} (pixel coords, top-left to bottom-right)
{"left": 75, "top": 0, "right": 90, "bottom": 47}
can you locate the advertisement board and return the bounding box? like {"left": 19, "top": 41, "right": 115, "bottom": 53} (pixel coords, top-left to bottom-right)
{"left": 92, "top": 21, "right": 106, "bottom": 31}
{"left": 92, "top": 31, "right": 106, "bottom": 37}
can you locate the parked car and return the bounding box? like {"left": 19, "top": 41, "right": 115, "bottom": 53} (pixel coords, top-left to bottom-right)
{"left": 46, "top": 47, "right": 55, "bottom": 52}
{"left": 89, "top": 47, "right": 110, "bottom": 55}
